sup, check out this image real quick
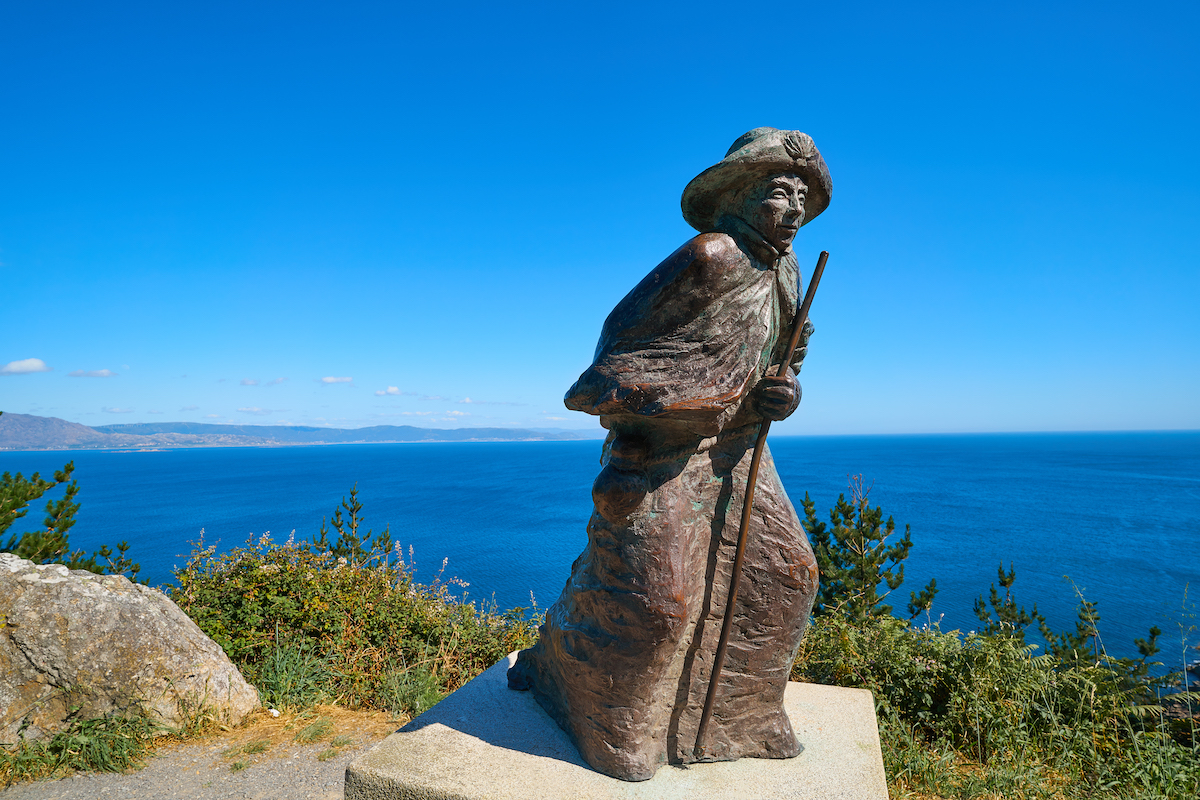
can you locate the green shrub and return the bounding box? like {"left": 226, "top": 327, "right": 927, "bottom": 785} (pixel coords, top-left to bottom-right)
{"left": 793, "top": 477, "right": 1200, "bottom": 800}
{"left": 795, "top": 611, "right": 1200, "bottom": 798}
{"left": 171, "top": 522, "right": 539, "bottom": 713}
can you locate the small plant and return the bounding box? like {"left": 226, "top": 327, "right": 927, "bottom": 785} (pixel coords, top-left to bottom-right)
{"left": 294, "top": 717, "right": 334, "bottom": 744}
{"left": 243, "top": 738, "right": 270, "bottom": 755}
{"left": 222, "top": 738, "right": 270, "bottom": 758}
{"left": 316, "top": 732, "right": 354, "bottom": 761}
{"left": 973, "top": 562, "right": 1044, "bottom": 642}
{"left": 310, "top": 484, "right": 393, "bottom": 568}
{"left": 229, "top": 759, "right": 248, "bottom": 773}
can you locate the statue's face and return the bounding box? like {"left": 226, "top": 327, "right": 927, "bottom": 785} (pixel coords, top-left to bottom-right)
{"left": 740, "top": 173, "right": 808, "bottom": 251}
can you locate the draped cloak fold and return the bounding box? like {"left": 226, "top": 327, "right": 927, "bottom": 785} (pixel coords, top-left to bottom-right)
{"left": 509, "top": 217, "right": 820, "bottom": 782}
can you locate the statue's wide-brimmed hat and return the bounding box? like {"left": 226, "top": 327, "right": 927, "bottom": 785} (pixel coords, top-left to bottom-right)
{"left": 681, "top": 127, "right": 832, "bottom": 233}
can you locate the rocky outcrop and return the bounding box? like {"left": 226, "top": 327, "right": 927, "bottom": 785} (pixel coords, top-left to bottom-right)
{"left": 0, "top": 554, "right": 258, "bottom": 745}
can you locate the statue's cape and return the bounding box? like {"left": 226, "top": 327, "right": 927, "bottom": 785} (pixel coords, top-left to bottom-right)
{"left": 565, "top": 219, "right": 799, "bottom": 433}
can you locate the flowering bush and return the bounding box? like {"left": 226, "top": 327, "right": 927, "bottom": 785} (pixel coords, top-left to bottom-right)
{"left": 172, "top": 530, "right": 538, "bottom": 713}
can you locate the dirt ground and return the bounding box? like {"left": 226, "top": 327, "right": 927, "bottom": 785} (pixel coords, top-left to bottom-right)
{"left": 1, "top": 706, "right": 404, "bottom": 800}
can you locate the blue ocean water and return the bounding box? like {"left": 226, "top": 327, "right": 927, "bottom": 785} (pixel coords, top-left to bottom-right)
{"left": 4, "top": 432, "right": 1198, "bottom": 664}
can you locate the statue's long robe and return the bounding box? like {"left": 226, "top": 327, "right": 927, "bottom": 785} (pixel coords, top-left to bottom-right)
{"left": 510, "top": 218, "right": 819, "bottom": 782}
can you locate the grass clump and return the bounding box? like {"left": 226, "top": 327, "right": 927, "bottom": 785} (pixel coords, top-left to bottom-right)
{"left": 223, "top": 738, "right": 270, "bottom": 757}
{"left": 315, "top": 732, "right": 354, "bottom": 762}
{"left": 0, "top": 715, "right": 160, "bottom": 786}
{"left": 171, "top": 487, "right": 540, "bottom": 716}
{"left": 243, "top": 738, "right": 270, "bottom": 755}
{"left": 294, "top": 717, "right": 333, "bottom": 744}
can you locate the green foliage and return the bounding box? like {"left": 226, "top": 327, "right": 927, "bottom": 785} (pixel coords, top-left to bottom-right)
{"left": 0, "top": 715, "right": 159, "bottom": 786}
{"left": 310, "top": 484, "right": 393, "bottom": 568}
{"left": 242, "top": 739, "right": 270, "bottom": 755}
{"left": 255, "top": 636, "right": 333, "bottom": 710}
{"left": 795, "top": 612, "right": 1199, "bottom": 798}
{"left": 802, "top": 475, "right": 937, "bottom": 622}
{"left": 796, "top": 483, "right": 1200, "bottom": 799}
{"left": 379, "top": 663, "right": 445, "bottom": 717}
{"left": 172, "top": 491, "right": 540, "bottom": 717}
{"left": 0, "top": 447, "right": 140, "bottom": 579}
{"left": 974, "top": 562, "right": 1044, "bottom": 642}
{"left": 293, "top": 717, "right": 333, "bottom": 744}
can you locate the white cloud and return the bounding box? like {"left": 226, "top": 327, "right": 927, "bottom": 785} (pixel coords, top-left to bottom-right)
{"left": 268, "top": 377, "right": 288, "bottom": 385}
{"left": 205, "top": 414, "right": 221, "bottom": 418}
{"left": 1, "top": 358, "right": 52, "bottom": 375}
{"left": 241, "top": 378, "right": 259, "bottom": 386}
{"left": 180, "top": 405, "right": 200, "bottom": 411}
{"left": 69, "top": 369, "right": 118, "bottom": 378}
{"left": 320, "top": 376, "right": 353, "bottom": 384}
{"left": 121, "top": 364, "right": 130, "bottom": 370}
{"left": 376, "top": 386, "right": 402, "bottom": 396}
{"left": 237, "top": 407, "right": 273, "bottom": 415}
{"left": 457, "top": 396, "right": 523, "bottom": 406}
{"left": 446, "top": 410, "right": 469, "bottom": 417}
{"left": 148, "top": 410, "right": 164, "bottom": 414}
{"left": 102, "top": 407, "right": 134, "bottom": 414}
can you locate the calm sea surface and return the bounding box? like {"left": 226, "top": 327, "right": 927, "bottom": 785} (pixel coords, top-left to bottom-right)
{"left": 4, "top": 432, "right": 1198, "bottom": 664}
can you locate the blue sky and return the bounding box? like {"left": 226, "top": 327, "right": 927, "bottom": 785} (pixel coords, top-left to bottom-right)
{"left": 2, "top": 1, "right": 1197, "bottom": 434}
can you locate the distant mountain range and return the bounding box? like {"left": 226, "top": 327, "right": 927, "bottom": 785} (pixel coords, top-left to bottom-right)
{"left": 0, "top": 413, "right": 602, "bottom": 451}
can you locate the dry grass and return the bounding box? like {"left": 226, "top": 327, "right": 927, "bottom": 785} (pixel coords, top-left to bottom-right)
{"left": 151, "top": 704, "right": 405, "bottom": 772}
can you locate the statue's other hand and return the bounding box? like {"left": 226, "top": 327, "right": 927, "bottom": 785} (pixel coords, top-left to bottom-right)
{"left": 754, "top": 372, "right": 801, "bottom": 421}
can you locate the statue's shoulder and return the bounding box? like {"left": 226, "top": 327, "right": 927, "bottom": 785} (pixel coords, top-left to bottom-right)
{"left": 687, "top": 231, "right": 740, "bottom": 263}
{"left": 678, "top": 232, "right": 748, "bottom": 285}
{"left": 615, "top": 233, "right": 747, "bottom": 317}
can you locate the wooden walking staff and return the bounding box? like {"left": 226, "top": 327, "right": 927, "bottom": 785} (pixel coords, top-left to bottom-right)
{"left": 693, "top": 249, "right": 829, "bottom": 759}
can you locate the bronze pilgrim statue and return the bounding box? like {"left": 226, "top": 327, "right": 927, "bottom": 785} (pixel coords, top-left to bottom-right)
{"left": 508, "top": 127, "right": 832, "bottom": 782}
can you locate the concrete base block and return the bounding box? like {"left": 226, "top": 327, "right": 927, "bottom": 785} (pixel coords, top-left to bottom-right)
{"left": 345, "top": 652, "right": 888, "bottom": 800}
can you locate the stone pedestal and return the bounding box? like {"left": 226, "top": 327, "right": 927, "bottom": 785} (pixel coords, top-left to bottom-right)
{"left": 345, "top": 652, "right": 888, "bottom": 800}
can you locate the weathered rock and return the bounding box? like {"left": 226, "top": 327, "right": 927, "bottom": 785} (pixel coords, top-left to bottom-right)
{"left": 0, "top": 553, "right": 258, "bottom": 745}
